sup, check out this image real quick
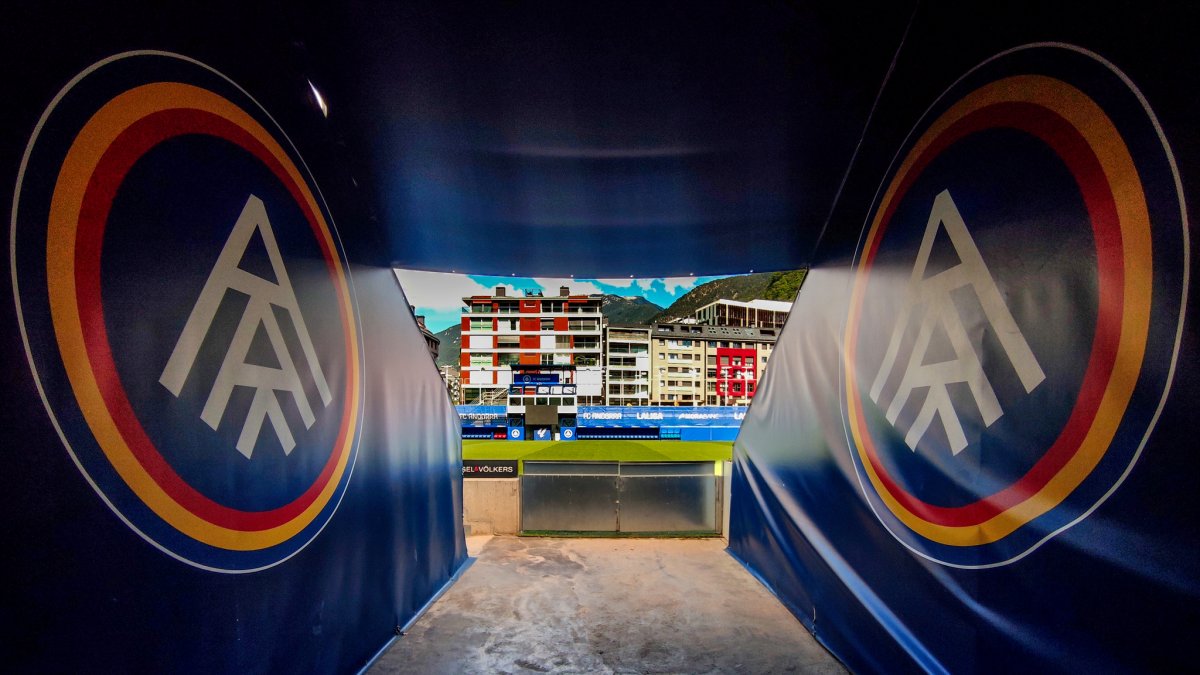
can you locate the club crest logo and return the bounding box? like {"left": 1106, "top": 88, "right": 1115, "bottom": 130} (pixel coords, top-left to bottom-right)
{"left": 11, "top": 52, "right": 363, "bottom": 572}
{"left": 842, "top": 45, "right": 1188, "bottom": 567}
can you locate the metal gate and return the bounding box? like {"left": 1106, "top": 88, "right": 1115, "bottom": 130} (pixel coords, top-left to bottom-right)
{"left": 520, "top": 461, "right": 720, "bottom": 533}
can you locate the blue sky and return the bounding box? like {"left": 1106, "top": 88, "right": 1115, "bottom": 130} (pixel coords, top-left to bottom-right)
{"left": 394, "top": 270, "right": 729, "bottom": 332}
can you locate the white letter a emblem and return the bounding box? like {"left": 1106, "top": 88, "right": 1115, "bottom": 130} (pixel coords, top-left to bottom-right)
{"left": 160, "top": 195, "right": 333, "bottom": 458}
{"left": 869, "top": 190, "right": 1044, "bottom": 455}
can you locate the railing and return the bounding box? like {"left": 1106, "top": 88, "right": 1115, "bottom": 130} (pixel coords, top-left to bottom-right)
{"left": 480, "top": 388, "right": 508, "bottom": 405}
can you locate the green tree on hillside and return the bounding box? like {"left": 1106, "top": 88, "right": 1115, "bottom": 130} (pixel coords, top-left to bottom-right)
{"left": 764, "top": 269, "right": 807, "bottom": 301}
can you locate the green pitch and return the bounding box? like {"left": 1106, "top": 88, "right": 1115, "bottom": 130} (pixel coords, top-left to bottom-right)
{"left": 462, "top": 439, "right": 733, "bottom": 463}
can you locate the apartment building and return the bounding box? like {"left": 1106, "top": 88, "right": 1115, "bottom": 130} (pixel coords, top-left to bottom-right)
{"left": 414, "top": 313, "right": 440, "bottom": 362}
{"left": 439, "top": 365, "right": 461, "bottom": 403}
{"left": 648, "top": 323, "right": 779, "bottom": 406}
{"left": 604, "top": 325, "right": 651, "bottom": 405}
{"left": 694, "top": 298, "right": 792, "bottom": 330}
{"left": 650, "top": 325, "right": 706, "bottom": 405}
{"left": 459, "top": 286, "right": 604, "bottom": 404}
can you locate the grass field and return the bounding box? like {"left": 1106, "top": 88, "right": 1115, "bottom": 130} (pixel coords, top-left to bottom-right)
{"left": 462, "top": 439, "right": 733, "bottom": 462}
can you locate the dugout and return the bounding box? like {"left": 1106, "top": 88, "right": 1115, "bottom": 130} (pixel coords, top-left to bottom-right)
{"left": 504, "top": 365, "right": 580, "bottom": 440}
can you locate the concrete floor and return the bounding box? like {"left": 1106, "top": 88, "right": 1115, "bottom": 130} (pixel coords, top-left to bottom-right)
{"left": 370, "top": 536, "right": 846, "bottom": 674}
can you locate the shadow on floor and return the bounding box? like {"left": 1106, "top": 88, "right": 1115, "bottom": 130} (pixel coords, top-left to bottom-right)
{"left": 370, "top": 536, "right": 845, "bottom": 674}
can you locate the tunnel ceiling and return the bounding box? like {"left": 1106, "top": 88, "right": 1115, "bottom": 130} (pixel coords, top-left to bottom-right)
{"left": 308, "top": 1, "right": 916, "bottom": 277}
{"left": 4, "top": 1, "right": 914, "bottom": 278}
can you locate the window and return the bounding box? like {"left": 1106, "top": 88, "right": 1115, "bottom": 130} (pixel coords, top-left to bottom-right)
{"left": 719, "top": 356, "right": 729, "bottom": 366}
{"left": 497, "top": 301, "right": 518, "bottom": 314}
{"left": 497, "top": 335, "right": 520, "bottom": 348}
{"left": 471, "top": 303, "right": 491, "bottom": 313}
{"left": 470, "top": 318, "right": 491, "bottom": 331}
{"left": 470, "top": 354, "right": 491, "bottom": 367}
{"left": 540, "top": 354, "right": 554, "bottom": 365}
{"left": 497, "top": 353, "right": 519, "bottom": 366}
{"left": 543, "top": 301, "right": 564, "bottom": 313}
{"left": 568, "top": 318, "right": 599, "bottom": 331}
{"left": 732, "top": 356, "right": 742, "bottom": 366}
{"left": 556, "top": 335, "right": 571, "bottom": 349}
{"left": 541, "top": 318, "right": 555, "bottom": 331}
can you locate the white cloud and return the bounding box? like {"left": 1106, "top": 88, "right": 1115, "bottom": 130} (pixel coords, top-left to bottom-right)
{"left": 591, "top": 277, "right": 641, "bottom": 291}
{"left": 393, "top": 269, "right": 520, "bottom": 312}
{"left": 658, "top": 277, "right": 704, "bottom": 296}
{"left": 532, "top": 277, "right": 607, "bottom": 296}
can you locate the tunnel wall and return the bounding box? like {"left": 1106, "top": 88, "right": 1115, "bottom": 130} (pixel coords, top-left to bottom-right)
{"left": 1, "top": 17, "right": 466, "bottom": 675}
{"left": 729, "top": 4, "right": 1199, "bottom": 673}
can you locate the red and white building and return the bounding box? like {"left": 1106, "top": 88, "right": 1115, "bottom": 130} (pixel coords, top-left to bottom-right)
{"left": 713, "top": 346, "right": 759, "bottom": 403}
{"left": 459, "top": 286, "right": 604, "bottom": 404}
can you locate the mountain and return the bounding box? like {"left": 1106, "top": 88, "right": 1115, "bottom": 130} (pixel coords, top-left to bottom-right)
{"left": 651, "top": 269, "right": 807, "bottom": 322}
{"left": 601, "top": 294, "right": 663, "bottom": 324}
{"left": 432, "top": 294, "right": 665, "bottom": 368}
{"left": 434, "top": 324, "right": 462, "bottom": 368}
{"left": 762, "top": 269, "right": 808, "bottom": 302}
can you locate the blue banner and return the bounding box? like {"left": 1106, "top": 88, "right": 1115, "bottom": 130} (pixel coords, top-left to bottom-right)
{"left": 729, "top": 25, "right": 1199, "bottom": 675}
{"left": 577, "top": 406, "right": 746, "bottom": 428}
{"left": 515, "top": 373, "right": 560, "bottom": 384}
{"left": 4, "top": 50, "right": 465, "bottom": 673}
{"left": 457, "top": 405, "right": 507, "bottom": 427}
{"left": 458, "top": 405, "right": 747, "bottom": 429}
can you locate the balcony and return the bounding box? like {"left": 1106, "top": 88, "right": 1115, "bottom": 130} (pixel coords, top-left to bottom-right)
{"left": 607, "top": 347, "right": 649, "bottom": 355}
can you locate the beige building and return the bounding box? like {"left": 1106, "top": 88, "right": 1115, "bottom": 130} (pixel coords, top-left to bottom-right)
{"left": 649, "top": 324, "right": 707, "bottom": 406}
{"left": 648, "top": 323, "right": 779, "bottom": 406}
